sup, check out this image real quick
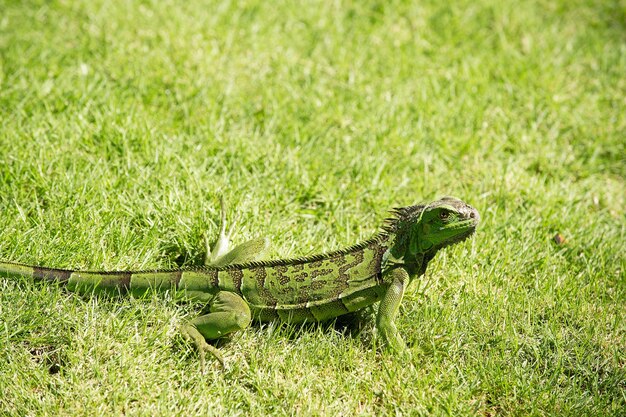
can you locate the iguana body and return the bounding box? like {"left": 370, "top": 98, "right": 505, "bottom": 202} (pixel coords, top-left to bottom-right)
{"left": 0, "top": 197, "right": 479, "bottom": 367}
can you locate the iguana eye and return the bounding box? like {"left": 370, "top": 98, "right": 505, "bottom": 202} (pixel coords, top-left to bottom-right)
{"left": 439, "top": 211, "right": 450, "bottom": 220}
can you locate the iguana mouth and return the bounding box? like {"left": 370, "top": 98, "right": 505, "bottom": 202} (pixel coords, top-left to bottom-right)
{"left": 434, "top": 227, "right": 476, "bottom": 251}
{"left": 440, "top": 218, "right": 478, "bottom": 231}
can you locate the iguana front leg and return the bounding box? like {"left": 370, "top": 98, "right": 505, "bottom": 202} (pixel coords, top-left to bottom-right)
{"left": 377, "top": 267, "right": 411, "bottom": 353}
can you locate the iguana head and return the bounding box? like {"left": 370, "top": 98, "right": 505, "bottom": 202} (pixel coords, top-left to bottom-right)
{"left": 416, "top": 197, "right": 479, "bottom": 253}
{"left": 386, "top": 197, "right": 480, "bottom": 264}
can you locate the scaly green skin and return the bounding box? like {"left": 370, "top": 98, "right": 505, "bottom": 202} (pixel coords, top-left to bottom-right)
{"left": 0, "top": 197, "right": 479, "bottom": 368}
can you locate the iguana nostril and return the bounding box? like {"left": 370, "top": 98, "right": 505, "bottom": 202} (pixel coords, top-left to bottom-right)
{"left": 470, "top": 212, "right": 475, "bottom": 218}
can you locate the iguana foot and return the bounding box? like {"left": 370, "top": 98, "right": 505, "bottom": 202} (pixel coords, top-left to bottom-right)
{"left": 204, "top": 197, "right": 269, "bottom": 267}
{"left": 205, "top": 196, "right": 235, "bottom": 265}
{"left": 180, "top": 323, "right": 225, "bottom": 372}
{"left": 179, "top": 291, "right": 252, "bottom": 372}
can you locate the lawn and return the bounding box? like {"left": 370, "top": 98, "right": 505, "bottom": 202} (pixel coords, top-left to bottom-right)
{"left": 0, "top": 0, "right": 624, "bottom": 415}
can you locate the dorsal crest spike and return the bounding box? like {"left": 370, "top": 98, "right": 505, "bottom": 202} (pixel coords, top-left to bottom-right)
{"left": 214, "top": 232, "right": 391, "bottom": 270}
{"left": 383, "top": 204, "right": 428, "bottom": 233}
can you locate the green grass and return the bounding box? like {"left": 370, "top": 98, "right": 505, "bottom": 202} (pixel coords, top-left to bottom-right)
{"left": 0, "top": 0, "right": 624, "bottom": 415}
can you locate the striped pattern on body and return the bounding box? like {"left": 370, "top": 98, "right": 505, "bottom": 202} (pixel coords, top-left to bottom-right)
{"left": 0, "top": 235, "right": 393, "bottom": 323}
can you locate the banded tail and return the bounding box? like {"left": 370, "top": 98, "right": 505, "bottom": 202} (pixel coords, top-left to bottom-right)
{"left": 0, "top": 261, "right": 217, "bottom": 296}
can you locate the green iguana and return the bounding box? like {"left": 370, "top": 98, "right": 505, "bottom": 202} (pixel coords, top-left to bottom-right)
{"left": 0, "top": 197, "right": 479, "bottom": 368}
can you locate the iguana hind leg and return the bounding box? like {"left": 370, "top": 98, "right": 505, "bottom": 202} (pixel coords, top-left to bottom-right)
{"left": 183, "top": 198, "right": 267, "bottom": 370}
{"left": 181, "top": 291, "right": 252, "bottom": 371}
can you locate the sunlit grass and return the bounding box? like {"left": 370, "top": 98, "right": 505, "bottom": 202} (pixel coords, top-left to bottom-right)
{"left": 0, "top": 0, "right": 624, "bottom": 415}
